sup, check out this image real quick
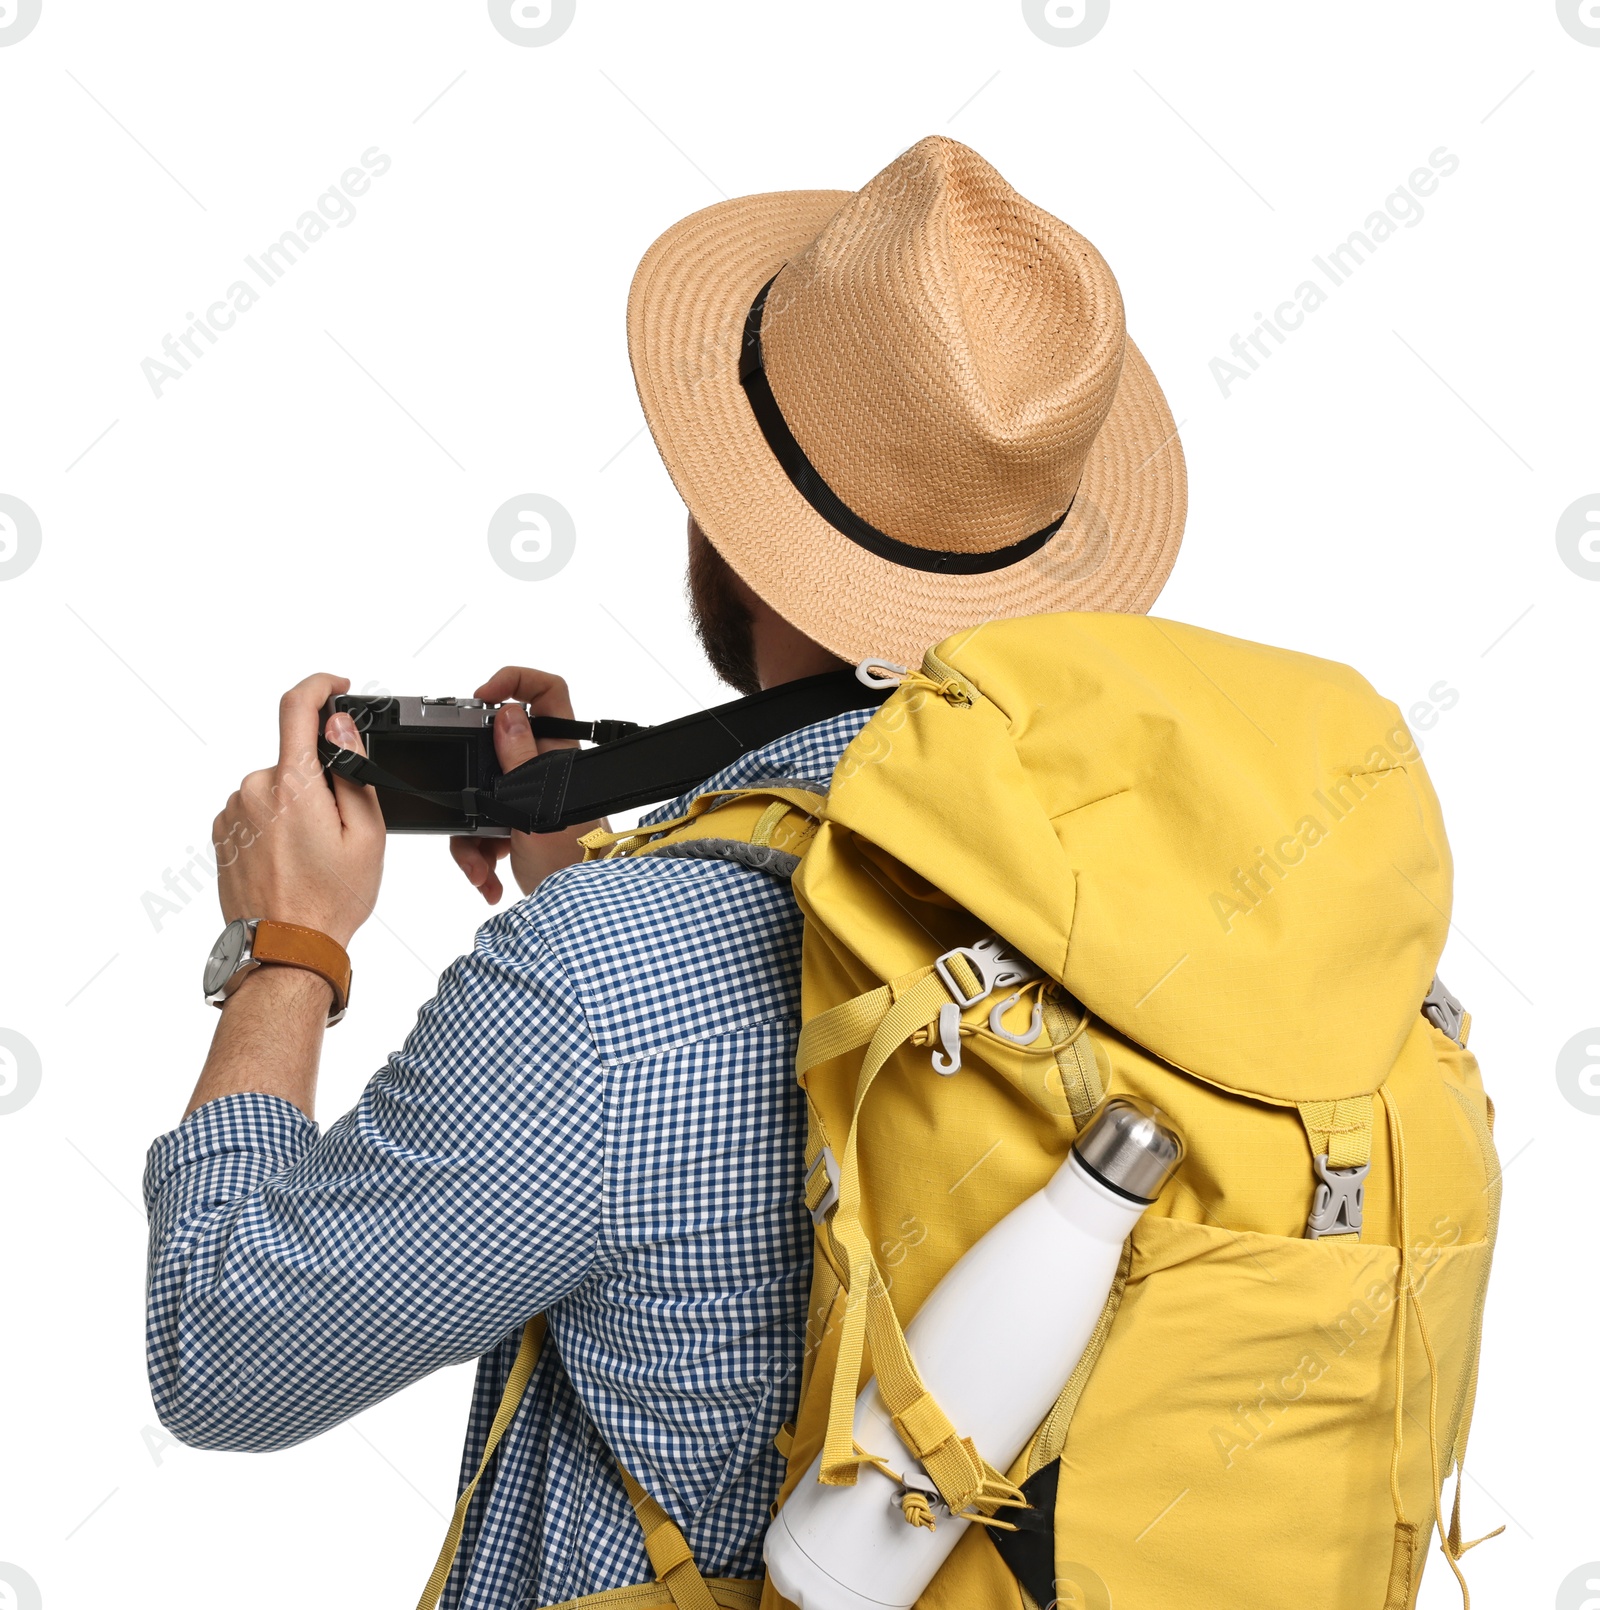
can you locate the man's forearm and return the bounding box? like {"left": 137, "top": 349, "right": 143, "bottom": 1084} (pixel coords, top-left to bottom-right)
{"left": 184, "top": 966, "right": 331, "bottom": 1119}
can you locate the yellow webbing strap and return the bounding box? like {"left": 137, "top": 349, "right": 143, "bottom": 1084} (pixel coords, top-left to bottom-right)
{"left": 579, "top": 787, "right": 827, "bottom": 862}
{"left": 1378, "top": 1082, "right": 1420, "bottom": 1610}
{"left": 802, "top": 1148, "right": 834, "bottom": 1215}
{"left": 794, "top": 972, "right": 927, "bottom": 1238}
{"left": 1380, "top": 1086, "right": 1494, "bottom": 1610}
{"left": 416, "top": 1320, "right": 717, "bottom": 1610}
{"left": 1296, "top": 1094, "right": 1374, "bottom": 1241}
{"left": 793, "top": 961, "right": 1024, "bottom": 1516}
{"left": 618, "top": 1467, "right": 719, "bottom": 1610}
{"left": 579, "top": 810, "right": 695, "bottom": 858}
{"left": 416, "top": 1316, "right": 546, "bottom": 1610}
{"left": 861, "top": 1258, "right": 1020, "bottom": 1520}
{"left": 749, "top": 800, "right": 790, "bottom": 848}
{"left": 795, "top": 983, "right": 895, "bottom": 1078}
{"left": 1447, "top": 1467, "right": 1504, "bottom": 1562}
{"left": 1382, "top": 1520, "right": 1421, "bottom": 1610}
{"left": 818, "top": 971, "right": 949, "bottom": 1486}
{"left": 814, "top": 970, "right": 1020, "bottom": 1523}
{"left": 1297, "top": 1094, "right": 1374, "bottom": 1168}
{"left": 1041, "top": 988, "right": 1101, "bottom": 1124}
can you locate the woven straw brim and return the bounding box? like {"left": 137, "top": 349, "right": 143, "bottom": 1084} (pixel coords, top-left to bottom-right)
{"left": 628, "top": 190, "right": 1187, "bottom": 670}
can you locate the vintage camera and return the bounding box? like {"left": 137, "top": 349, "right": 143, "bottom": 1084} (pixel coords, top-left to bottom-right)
{"left": 322, "top": 695, "right": 634, "bottom": 836}
{"left": 321, "top": 670, "right": 891, "bottom": 838}
{"left": 326, "top": 695, "right": 511, "bottom": 834}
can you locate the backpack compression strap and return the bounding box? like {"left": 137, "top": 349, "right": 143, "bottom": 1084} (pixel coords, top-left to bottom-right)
{"left": 321, "top": 668, "right": 890, "bottom": 835}
{"left": 795, "top": 959, "right": 1029, "bottom": 1522}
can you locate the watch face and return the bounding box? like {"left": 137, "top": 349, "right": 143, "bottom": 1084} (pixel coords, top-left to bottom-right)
{"left": 203, "top": 919, "right": 251, "bottom": 998}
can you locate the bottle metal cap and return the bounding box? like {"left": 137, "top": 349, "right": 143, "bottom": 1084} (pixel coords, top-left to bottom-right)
{"left": 1072, "top": 1096, "right": 1184, "bottom": 1203}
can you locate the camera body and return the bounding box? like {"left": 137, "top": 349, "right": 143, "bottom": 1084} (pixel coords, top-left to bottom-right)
{"left": 321, "top": 669, "right": 889, "bottom": 839}
{"left": 326, "top": 694, "right": 516, "bottom": 835}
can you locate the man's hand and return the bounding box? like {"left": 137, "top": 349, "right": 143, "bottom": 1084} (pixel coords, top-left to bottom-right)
{"left": 450, "top": 666, "right": 604, "bottom": 904}
{"left": 212, "top": 674, "right": 386, "bottom": 948}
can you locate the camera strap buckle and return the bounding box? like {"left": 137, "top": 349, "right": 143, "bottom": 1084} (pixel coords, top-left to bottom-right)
{"left": 530, "top": 714, "right": 642, "bottom": 746}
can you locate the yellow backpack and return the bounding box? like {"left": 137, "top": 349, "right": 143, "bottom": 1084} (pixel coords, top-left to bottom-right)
{"left": 421, "top": 612, "right": 1501, "bottom": 1610}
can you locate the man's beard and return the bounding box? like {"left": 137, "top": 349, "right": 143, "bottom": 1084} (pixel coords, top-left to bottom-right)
{"left": 687, "top": 528, "right": 762, "bottom": 696}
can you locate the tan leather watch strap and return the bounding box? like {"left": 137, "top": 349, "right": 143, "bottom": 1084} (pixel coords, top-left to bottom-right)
{"left": 250, "top": 920, "right": 352, "bottom": 1023}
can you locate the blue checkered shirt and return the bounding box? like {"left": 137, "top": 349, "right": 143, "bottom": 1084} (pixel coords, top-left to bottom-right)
{"left": 143, "top": 706, "right": 875, "bottom": 1607}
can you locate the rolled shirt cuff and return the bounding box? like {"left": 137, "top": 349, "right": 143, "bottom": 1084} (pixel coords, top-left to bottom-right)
{"left": 143, "top": 1091, "right": 318, "bottom": 1236}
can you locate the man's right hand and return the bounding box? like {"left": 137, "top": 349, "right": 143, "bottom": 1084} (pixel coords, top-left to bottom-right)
{"left": 449, "top": 667, "right": 605, "bottom": 904}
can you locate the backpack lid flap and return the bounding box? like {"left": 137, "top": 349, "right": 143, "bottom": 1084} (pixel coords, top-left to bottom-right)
{"left": 817, "top": 613, "right": 1451, "bottom": 1105}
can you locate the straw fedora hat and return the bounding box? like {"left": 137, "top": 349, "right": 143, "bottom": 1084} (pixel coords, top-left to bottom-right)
{"left": 627, "top": 136, "right": 1186, "bottom": 670}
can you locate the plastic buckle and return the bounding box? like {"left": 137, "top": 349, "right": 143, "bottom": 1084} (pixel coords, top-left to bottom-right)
{"left": 808, "top": 1146, "right": 841, "bottom": 1227}
{"left": 933, "top": 936, "right": 1035, "bottom": 1011}
{"left": 929, "top": 937, "right": 1038, "bottom": 1077}
{"left": 1305, "top": 1155, "right": 1370, "bottom": 1239}
{"left": 587, "top": 717, "right": 643, "bottom": 745}
{"left": 1422, "top": 975, "right": 1465, "bottom": 1044}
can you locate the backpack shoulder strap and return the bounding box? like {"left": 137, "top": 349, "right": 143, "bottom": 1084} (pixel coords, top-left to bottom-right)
{"left": 415, "top": 1316, "right": 546, "bottom": 1610}
{"left": 616, "top": 1468, "right": 720, "bottom": 1610}
{"left": 414, "top": 1317, "right": 720, "bottom": 1610}
{"left": 579, "top": 784, "right": 829, "bottom": 879}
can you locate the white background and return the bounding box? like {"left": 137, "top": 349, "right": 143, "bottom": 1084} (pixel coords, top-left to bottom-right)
{"left": 1, "top": 2, "right": 1595, "bottom": 1606}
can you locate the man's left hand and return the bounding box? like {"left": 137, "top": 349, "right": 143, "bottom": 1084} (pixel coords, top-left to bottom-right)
{"left": 212, "top": 674, "right": 386, "bottom": 948}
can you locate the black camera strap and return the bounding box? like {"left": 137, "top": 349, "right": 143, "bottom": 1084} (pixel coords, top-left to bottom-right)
{"left": 318, "top": 668, "right": 893, "bottom": 834}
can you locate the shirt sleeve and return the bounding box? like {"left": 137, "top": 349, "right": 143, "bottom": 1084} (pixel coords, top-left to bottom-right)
{"left": 142, "top": 895, "right": 604, "bottom": 1452}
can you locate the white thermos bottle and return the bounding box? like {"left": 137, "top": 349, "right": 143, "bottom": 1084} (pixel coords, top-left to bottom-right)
{"left": 764, "top": 1096, "right": 1183, "bottom": 1610}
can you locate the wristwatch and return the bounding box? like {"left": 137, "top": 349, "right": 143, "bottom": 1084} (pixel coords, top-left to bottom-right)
{"left": 203, "top": 918, "right": 352, "bottom": 1025}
